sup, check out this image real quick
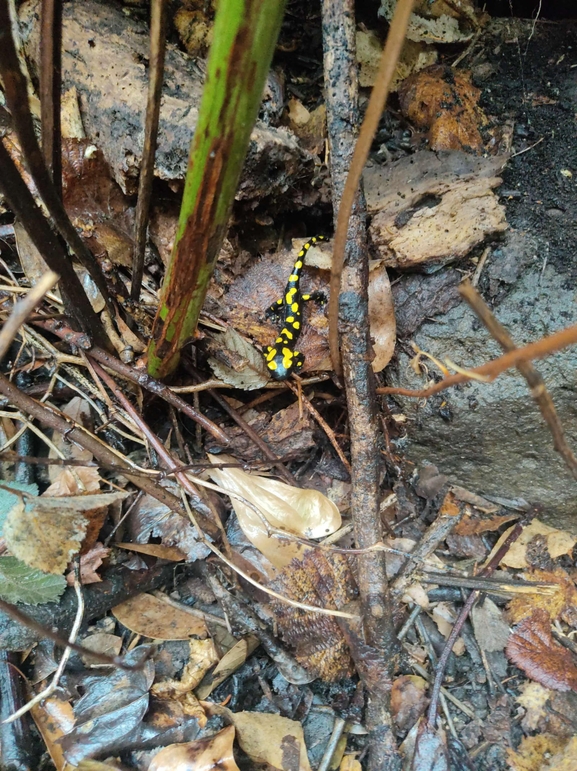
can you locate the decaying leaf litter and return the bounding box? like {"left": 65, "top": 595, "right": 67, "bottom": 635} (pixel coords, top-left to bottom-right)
{"left": 1, "top": 0, "right": 577, "bottom": 769}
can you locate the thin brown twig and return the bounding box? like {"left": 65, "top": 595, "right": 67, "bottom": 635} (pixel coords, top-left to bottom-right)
{"left": 33, "top": 318, "right": 231, "bottom": 446}
{"left": 90, "top": 359, "right": 357, "bottom": 620}
{"left": 40, "top": 0, "right": 62, "bottom": 197}
{"left": 0, "top": 272, "right": 59, "bottom": 363}
{"left": 327, "top": 0, "right": 415, "bottom": 377}
{"left": 0, "top": 0, "right": 115, "bottom": 330}
{"left": 377, "top": 321, "right": 577, "bottom": 399}
{"left": 426, "top": 522, "right": 523, "bottom": 726}
{"left": 181, "top": 361, "right": 297, "bottom": 486}
{"left": 459, "top": 280, "right": 577, "bottom": 481}
{"left": 131, "top": 0, "right": 168, "bottom": 301}
{"left": 0, "top": 371, "right": 219, "bottom": 538}
{"left": 286, "top": 380, "right": 352, "bottom": 475}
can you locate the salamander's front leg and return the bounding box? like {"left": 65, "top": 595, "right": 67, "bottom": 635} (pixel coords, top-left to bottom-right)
{"left": 266, "top": 297, "right": 284, "bottom": 321}
{"left": 301, "top": 290, "right": 327, "bottom": 307}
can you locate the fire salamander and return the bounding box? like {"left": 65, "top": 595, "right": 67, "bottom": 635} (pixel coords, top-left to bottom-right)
{"left": 264, "top": 235, "right": 326, "bottom": 380}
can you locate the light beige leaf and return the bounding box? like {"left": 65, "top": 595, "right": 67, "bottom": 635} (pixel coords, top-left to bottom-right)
{"left": 204, "top": 704, "right": 311, "bottom": 771}
{"left": 207, "top": 454, "right": 341, "bottom": 568}
{"left": 500, "top": 520, "right": 577, "bottom": 569}
{"left": 368, "top": 260, "right": 396, "bottom": 372}
{"left": 80, "top": 632, "right": 122, "bottom": 666}
{"left": 516, "top": 682, "right": 552, "bottom": 731}
{"left": 149, "top": 725, "right": 239, "bottom": 771}
{"left": 4, "top": 491, "right": 127, "bottom": 574}
{"left": 112, "top": 593, "right": 208, "bottom": 640}
{"left": 471, "top": 598, "right": 510, "bottom": 652}
{"left": 208, "top": 328, "right": 269, "bottom": 390}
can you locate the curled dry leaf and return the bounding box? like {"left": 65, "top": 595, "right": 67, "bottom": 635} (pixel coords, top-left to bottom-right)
{"left": 208, "top": 327, "right": 269, "bottom": 390}
{"left": 112, "top": 593, "right": 208, "bottom": 640}
{"left": 149, "top": 725, "right": 239, "bottom": 771}
{"left": 506, "top": 609, "right": 577, "bottom": 693}
{"left": 206, "top": 454, "right": 341, "bottom": 568}
{"left": 399, "top": 65, "right": 496, "bottom": 154}
{"left": 195, "top": 635, "right": 260, "bottom": 700}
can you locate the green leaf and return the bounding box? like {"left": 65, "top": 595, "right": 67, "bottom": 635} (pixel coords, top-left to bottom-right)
{"left": 0, "top": 481, "right": 38, "bottom": 535}
{"left": 0, "top": 556, "right": 66, "bottom": 605}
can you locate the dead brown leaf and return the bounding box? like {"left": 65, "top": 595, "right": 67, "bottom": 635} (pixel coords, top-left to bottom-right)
{"left": 66, "top": 542, "right": 110, "bottom": 585}
{"left": 506, "top": 734, "right": 568, "bottom": 771}
{"left": 391, "top": 675, "right": 429, "bottom": 732}
{"left": 115, "top": 542, "right": 187, "bottom": 561}
{"left": 399, "top": 65, "right": 495, "bottom": 154}
{"left": 149, "top": 725, "right": 238, "bottom": 771}
{"left": 112, "top": 594, "right": 209, "bottom": 640}
{"left": 507, "top": 569, "right": 577, "bottom": 626}
{"left": 365, "top": 150, "right": 507, "bottom": 270}
{"left": 471, "top": 598, "right": 510, "bottom": 652}
{"left": 454, "top": 512, "right": 518, "bottom": 536}
{"left": 506, "top": 609, "right": 577, "bottom": 692}
{"left": 4, "top": 491, "right": 127, "bottom": 574}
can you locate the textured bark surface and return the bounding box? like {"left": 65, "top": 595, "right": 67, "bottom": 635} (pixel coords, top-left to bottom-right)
{"left": 322, "top": 1, "right": 400, "bottom": 768}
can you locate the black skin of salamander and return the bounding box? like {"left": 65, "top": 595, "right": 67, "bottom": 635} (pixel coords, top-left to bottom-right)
{"left": 263, "top": 236, "right": 326, "bottom": 380}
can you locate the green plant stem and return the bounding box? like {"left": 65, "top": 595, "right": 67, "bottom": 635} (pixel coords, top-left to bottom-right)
{"left": 148, "top": 0, "right": 286, "bottom": 379}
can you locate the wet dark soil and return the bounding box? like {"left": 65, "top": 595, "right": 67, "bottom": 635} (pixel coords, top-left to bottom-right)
{"left": 478, "top": 19, "right": 577, "bottom": 284}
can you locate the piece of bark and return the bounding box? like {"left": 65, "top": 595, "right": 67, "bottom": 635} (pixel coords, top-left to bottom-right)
{"left": 20, "top": 0, "right": 314, "bottom": 197}
{"left": 364, "top": 150, "right": 508, "bottom": 270}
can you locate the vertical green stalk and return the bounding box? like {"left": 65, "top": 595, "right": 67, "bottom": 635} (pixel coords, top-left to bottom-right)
{"left": 147, "top": 0, "right": 286, "bottom": 379}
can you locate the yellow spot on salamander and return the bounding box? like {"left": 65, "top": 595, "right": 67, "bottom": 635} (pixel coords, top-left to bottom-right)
{"left": 302, "top": 294, "right": 311, "bottom": 301}
{"left": 286, "top": 316, "right": 294, "bottom": 323}
{"left": 282, "top": 329, "right": 293, "bottom": 340}
{"left": 289, "top": 274, "right": 298, "bottom": 282}
{"left": 293, "top": 321, "right": 300, "bottom": 329}
{"left": 268, "top": 361, "right": 277, "bottom": 370}
{"left": 291, "top": 302, "right": 299, "bottom": 312}
{"left": 267, "top": 349, "right": 276, "bottom": 361}
{"left": 304, "top": 242, "right": 311, "bottom": 249}
{"left": 276, "top": 337, "right": 283, "bottom": 343}
{"left": 294, "top": 260, "right": 303, "bottom": 270}
{"left": 282, "top": 347, "right": 292, "bottom": 358}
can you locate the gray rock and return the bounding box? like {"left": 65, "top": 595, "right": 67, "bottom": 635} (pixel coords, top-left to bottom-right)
{"left": 388, "top": 230, "right": 577, "bottom": 530}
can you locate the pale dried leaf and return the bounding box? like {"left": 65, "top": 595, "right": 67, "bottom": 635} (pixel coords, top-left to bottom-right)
{"left": 207, "top": 454, "right": 341, "bottom": 568}
{"left": 112, "top": 593, "right": 208, "bottom": 640}
{"left": 31, "top": 692, "right": 76, "bottom": 771}
{"left": 196, "top": 635, "right": 260, "bottom": 699}
{"left": 471, "top": 598, "right": 510, "bottom": 652}
{"left": 149, "top": 725, "right": 239, "bottom": 771}
{"left": 80, "top": 633, "right": 123, "bottom": 666}
{"left": 116, "top": 542, "right": 187, "bottom": 561}
{"left": 234, "top": 710, "right": 311, "bottom": 771}
{"left": 506, "top": 735, "right": 568, "bottom": 771}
